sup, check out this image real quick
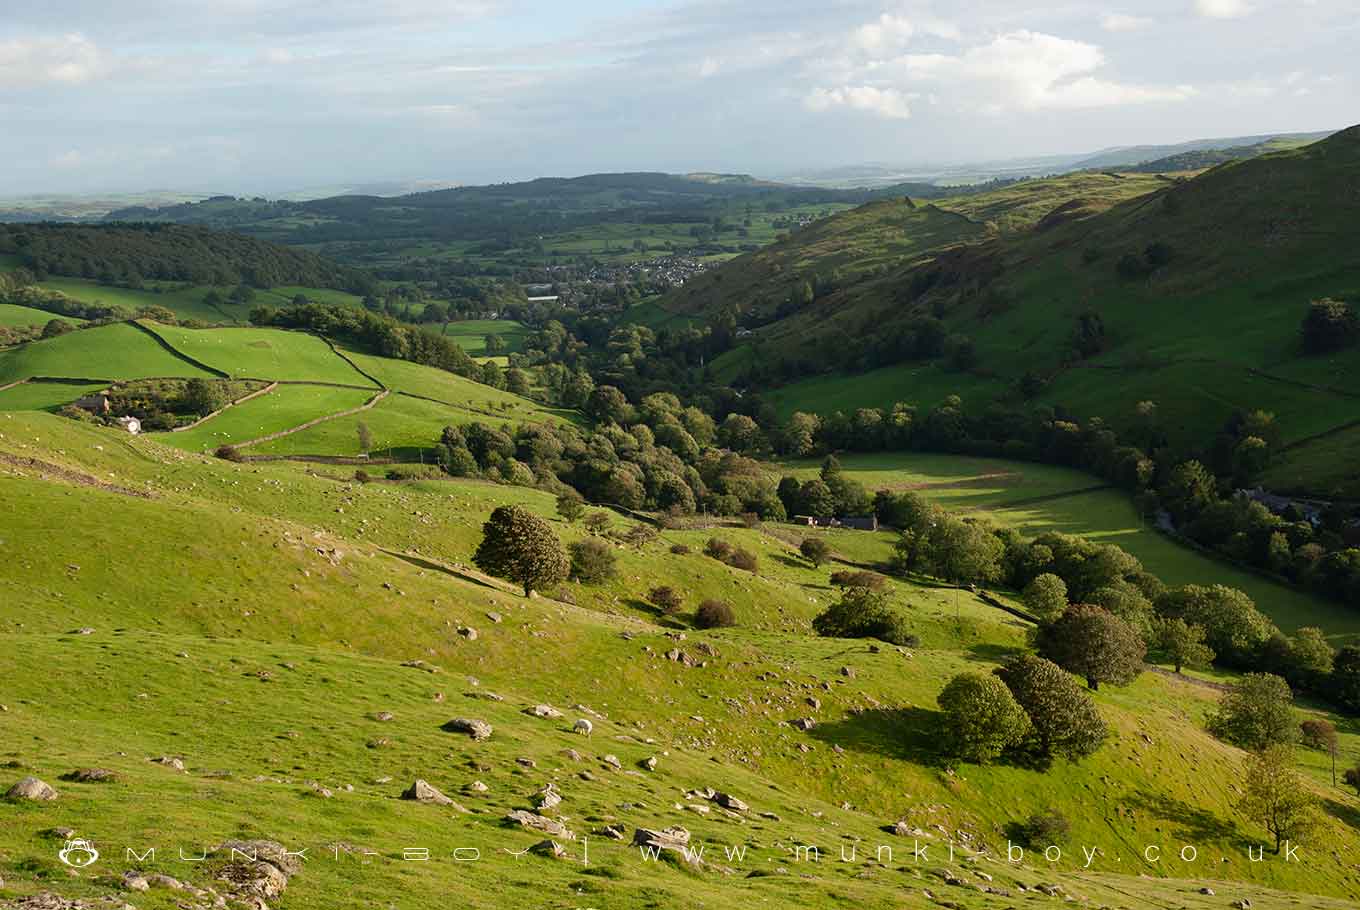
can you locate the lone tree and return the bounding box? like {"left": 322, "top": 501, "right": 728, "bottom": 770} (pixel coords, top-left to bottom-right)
{"left": 1035, "top": 604, "right": 1146, "bottom": 690}
{"left": 356, "top": 420, "right": 374, "bottom": 455}
{"left": 1300, "top": 298, "right": 1359, "bottom": 355}
{"left": 569, "top": 538, "right": 617, "bottom": 584}
{"left": 995, "top": 655, "right": 1107, "bottom": 765}
{"left": 1300, "top": 718, "right": 1339, "bottom": 786}
{"left": 812, "top": 587, "right": 914, "bottom": 646}
{"left": 1238, "top": 745, "right": 1320, "bottom": 855}
{"left": 1151, "top": 617, "right": 1215, "bottom": 674}
{"left": 1023, "top": 573, "right": 1068, "bottom": 623}
{"left": 583, "top": 511, "right": 612, "bottom": 536}
{"left": 555, "top": 490, "right": 586, "bottom": 523}
{"left": 647, "top": 585, "right": 684, "bottom": 616}
{"left": 937, "top": 672, "right": 1031, "bottom": 764}
{"left": 799, "top": 537, "right": 831, "bottom": 568}
{"left": 473, "top": 505, "right": 570, "bottom": 596}
{"left": 1209, "top": 673, "right": 1297, "bottom": 752}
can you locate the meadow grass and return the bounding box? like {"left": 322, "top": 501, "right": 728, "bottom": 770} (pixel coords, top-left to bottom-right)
{"left": 4, "top": 412, "right": 1360, "bottom": 907}
{"left": 146, "top": 323, "right": 378, "bottom": 385}
{"left": 0, "top": 380, "right": 107, "bottom": 411}
{"left": 36, "top": 278, "right": 242, "bottom": 324}
{"left": 252, "top": 393, "right": 507, "bottom": 458}
{"left": 0, "top": 304, "right": 84, "bottom": 328}
{"left": 155, "top": 384, "right": 375, "bottom": 451}
{"left": 0, "top": 322, "right": 218, "bottom": 383}
{"left": 780, "top": 451, "right": 1360, "bottom": 640}
{"left": 440, "top": 319, "right": 529, "bottom": 357}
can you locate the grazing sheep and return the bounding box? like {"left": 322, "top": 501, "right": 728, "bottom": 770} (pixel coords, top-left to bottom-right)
{"left": 573, "top": 718, "right": 593, "bottom": 736}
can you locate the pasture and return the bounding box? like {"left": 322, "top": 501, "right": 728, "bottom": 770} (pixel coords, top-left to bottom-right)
{"left": 780, "top": 451, "right": 1360, "bottom": 639}
{"left": 0, "top": 321, "right": 218, "bottom": 383}
{"left": 0, "top": 304, "right": 83, "bottom": 328}
{"left": 440, "top": 318, "right": 529, "bottom": 357}
{"left": 158, "top": 384, "right": 375, "bottom": 451}
{"left": 0, "top": 380, "right": 107, "bottom": 411}
{"left": 146, "top": 323, "right": 378, "bottom": 385}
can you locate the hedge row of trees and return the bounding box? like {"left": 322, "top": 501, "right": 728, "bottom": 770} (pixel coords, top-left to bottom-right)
{"left": 0, "top": 223, "right": 375, "bottom": 294}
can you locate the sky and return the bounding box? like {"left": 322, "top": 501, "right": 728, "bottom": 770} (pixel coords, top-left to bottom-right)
{"left": 1, "top": 0, "right": 1355, "bottom": 195}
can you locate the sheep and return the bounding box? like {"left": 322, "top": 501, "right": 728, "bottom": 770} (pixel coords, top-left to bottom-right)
{"left": 573, "top": 718, "right": 593, "bottom": 736}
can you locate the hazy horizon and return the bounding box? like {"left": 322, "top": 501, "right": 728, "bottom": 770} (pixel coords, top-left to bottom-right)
{"left": 3, "top": 0, "right": 1355, "bottom": 195}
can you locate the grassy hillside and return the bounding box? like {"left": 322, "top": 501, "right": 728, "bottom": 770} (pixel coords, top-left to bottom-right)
{"left": 670, "top": 126, "right": 1360, "bottom": 493}
{"left": 0, "top": 304, "right": 83, "bottom": 328}
{"left": 4, "top": 411, "right": 1360, "bottom": 909}
{"left": 776, "top": 452, "right": 1360, "bottom": 639}
{"left": 158, "top": 384, "right": 376, "bottom": 452}
{"left": 0, "top": 322, "right": 218, "bottom": 383}
{"left": 143, "top": 323, "right": 378, "bottom": 385}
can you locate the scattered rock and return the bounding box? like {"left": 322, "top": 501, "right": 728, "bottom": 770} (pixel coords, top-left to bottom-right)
{"left": 712, "top": 791, "right": 749, "bottom": 812}
{"left": 790, "top": 717, "right": 816, "bottom": 731}
{"left": 840, "top": 666, "right": 855, "bottom": 678}
{"left": 400, "top": 779, "right": 467, "bottom": 811}
{"left": 458, "top": 626, "right": 479, "bottom": 641}
{"left": 530, "top": 839, "right": 567, "bottom": 859}
{"left": 486, "top": 611, "right": 503, "bottom": 624}
{"left": 442, "top": 718, "right": 493, "bottom": 741}
{"left": 121, "top": 871, "right": 150, "bottom": 892}
{"left": 632, "top": 826, "right": 699, "bottom": 864}
{"left": 371, "top": 711, "right": 395, "bottom": 722}
{"left": 602, "top": 754, "right": 622, "bottom": 770}
{"left": 466, "top": 780, "right": 489, "bottom": 793}
{"left": 536, "top": 784, "right": 562, "bottom": 812}
{"left": 504, "top": 809, "right": 573, "bottom": 839}
{"left": 5, "top": 776, "right": 58, "bottom": 801}
{"left": 60, "top": 768, "right": 119, "bottom": 784}
{"left": 642, "top": 756, "right": 658, "bottom": 771}
{"left": 150, "top": 756, "right": 185, "bottom": 771}
{"left": 525, "top": 704, "right": 563, "bottom": 719}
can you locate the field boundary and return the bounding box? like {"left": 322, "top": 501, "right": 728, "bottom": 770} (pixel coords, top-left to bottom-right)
{"left": 232, "top": 388, "right": 390, "bottom": 450}
{"left": 0, "top": 378, "right": 28, "bottom": 393}
{"left": 168, "top": 381, "right": 280, "bottom": 433}
{"left": 126, "top": 320, "right": 230, "bottom": 378}
{"left": 322, "top": 338, "right": 387, "bottom": 390}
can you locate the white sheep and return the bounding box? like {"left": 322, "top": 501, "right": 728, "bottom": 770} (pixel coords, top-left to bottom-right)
{"left": 573, "top": 718, "right": 593, "bottom": 736}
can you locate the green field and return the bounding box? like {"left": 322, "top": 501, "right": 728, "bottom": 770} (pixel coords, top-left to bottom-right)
{"left": 0, "top": 322, "right": 217, "bottom": 383}
{"left": 340, "top": 346, "right": 575, "bottom": 423}
{"left": 36, "top": 277, "right": 245, "bottom": 324}
{"left": 4, "top": 410, "right": 1360, "bottom": 908}
{"left": 158, "top": 384, "right": 376, "bottom": 451}
{"left": 779, "top": 452, "right": 1360, "bottom": 640}
{"left": 0, "top": 304, "right": 84, "bottom": 328}
{"left": 253, "top": 393, "right": 499, "bottom": 458}
{"left": 0, "top": 380, "right": 106, "bottom": 411}
{"left": 146, "top": 323, "right": 378, "bottom": 385}
{"left": 440, "top": 319, "right": 529, "bottom": 356}
{"left": 1262, "top": 426, "right": 1360, "bottom": 499}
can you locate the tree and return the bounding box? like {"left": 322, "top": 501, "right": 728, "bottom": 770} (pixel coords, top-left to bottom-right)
{"left": 585, "top": 385, "right": 632, "bottom": 425}
{"left": 583, "top": 511, "right": 612, "bottom": 536}
{"left": 1023, "top": 573, "right": 1068, "bottom": 623}
{"left": 473, "top": 505, "right": 570, "bottom": 596}
{"left": 718, "top": 413, "right": 766, "bottom": 454}
{"left": 647, "top": 585, "right": 684, "bottom": 616}
{"left": 1300, "top": 718, "right": 1339, "bottom": 786}
{"left": 1035, "top": 604, "right": 1146, "bottom": 690}
{"left": 505, "top": 368, "right": 532, "bottom": 396}
{"left": 695, "top": 599, "right": 736, "bottom": 629}
{"left": 41, "top": 318, "right": 73, "bottom": 338}
{"left": 798, "top": 479, "right": 837, "bottom": 519}
{"left": 1238, "top": 745, "right": 1320, "bottom": 854}
{"left": 1160, "top": 460, "right": 1217, "bottom": 524}
{"left": 569, "top": 538, "right": 617, "bottom": 584}
{"left": 179, "top": 378, "right": 223, "bottom": 416}
{"left": 937, "top": 672, "right": 1031, "bottom": 764}
{"left": 812, "top": 587, "right": 914, "bottom": 646}
{"left": 1300, "top": 298, "right": 1358, "bottom": 354}
{"left": 356, "top": 420, "right": 373, "bottom": 455}
{"left": 484, "top": 333, "right": 506, "bottom": 354}
{"left": 556, "top": 490, "right": 586, "bottom": 523}
{"left": 1151, "top": 617, "right": 1215, "bottom": 673}
{"left": 829, "top": 569, "right": 888, "bottom": 592}
{"left": 1157, "top": 584, "right": 1276, "bottom": 662}
{"left": 1208, "top": 673, "right": 1297, "bottom": 751}
{"left": 995, "top": 655, "right": 1107, "bottom": 764}
{"left": 800, "top": 537, "right": 831, "bottom": 568}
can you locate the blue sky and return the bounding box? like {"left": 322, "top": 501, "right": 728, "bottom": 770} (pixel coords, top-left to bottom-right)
{"left": 1, "top": 0, "right": 1355, "bottom": 195}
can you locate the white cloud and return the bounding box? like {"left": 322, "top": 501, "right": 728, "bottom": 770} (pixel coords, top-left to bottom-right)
{"left": 804, "top": 84, "right": 915, "bottom": 119}
{"left": 894, "top": 31, "right": 1194, "bottom": 112}
{"left": 1195, "top": 0, "right": 1251, "bottom": 18}
{"left": 1101, "top": 12, "right": 1153, "bottom": 31}
{"left": 853, "top": 14, "right": 915, "bottom": 53}
{"left": 0, "top": 33, "right": 104, "bottom": 87}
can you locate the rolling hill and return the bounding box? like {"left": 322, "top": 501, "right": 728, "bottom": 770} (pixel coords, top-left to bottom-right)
{"left": 661, "top": 126, "right": 1360, "bottom": 484}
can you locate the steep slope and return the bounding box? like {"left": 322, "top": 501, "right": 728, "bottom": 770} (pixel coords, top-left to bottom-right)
{"left": 3, "top": 412, "right": 1360, "bottom": 909}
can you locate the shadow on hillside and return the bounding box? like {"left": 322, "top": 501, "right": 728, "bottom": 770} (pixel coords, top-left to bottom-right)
{"left": 965, "top": 642, "right": 1024, "bottom": 663}
{"left": 1323, "top": 797, "right": 1360, "bottom": 831}
{"left": 1126, "top": 790, "right": 1242, "bottom": 845}
{"left": 772, "top": 553, "right": 811, "bottom": 571}
{"left": 623, "top": 597, "right": 690, "bottom": 630}
{"left": 806, "top": 706, "right": 946, "bottom": 766}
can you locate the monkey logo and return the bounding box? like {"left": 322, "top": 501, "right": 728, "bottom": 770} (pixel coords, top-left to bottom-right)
{"left": 58, "top": 838, "right": 99, "bottom": 868}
